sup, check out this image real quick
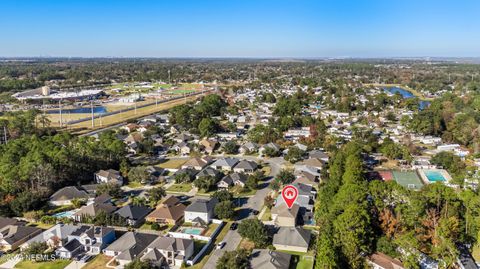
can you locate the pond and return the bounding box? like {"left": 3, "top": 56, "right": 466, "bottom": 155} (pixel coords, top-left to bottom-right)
{"left": 384, "top": 87, "right": 430, "bottom": 110}
{"left": 46, "top": 106, "right": 108, "bottom": 114}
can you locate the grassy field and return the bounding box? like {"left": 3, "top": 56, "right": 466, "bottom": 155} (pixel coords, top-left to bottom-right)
{"left": 82, "top": 254, "right": 110, "bottom": 269}
{"left": 166, "top": 183, "right": 193, "bottom": 193}
{"left": 15, "top": 259, "right": 71, "bottom": 269}
{"left": 65, "top": 94, "right": 204, "bottom": 134}
{"left": 157, "top": 158, "right": 187, "bottom": 169}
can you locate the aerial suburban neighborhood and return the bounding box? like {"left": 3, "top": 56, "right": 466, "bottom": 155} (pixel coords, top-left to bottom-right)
{"left": 1, "top": 1, "right": 480, "bottom": 269}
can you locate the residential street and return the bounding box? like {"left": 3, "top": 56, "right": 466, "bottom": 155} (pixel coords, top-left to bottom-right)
{"left": 202, "top": 157, "right": 283, "bottom": 269}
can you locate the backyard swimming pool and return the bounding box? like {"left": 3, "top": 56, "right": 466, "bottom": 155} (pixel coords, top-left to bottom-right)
{"left": 179, "top": 227, "right": 204, "bottom": 235}
{"left": 53, "top": 210, "right": 76, "bottom": 218}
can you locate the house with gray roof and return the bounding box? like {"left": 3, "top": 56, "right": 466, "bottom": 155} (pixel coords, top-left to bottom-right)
{"left": 57, "top": 226, "right": 115, "bottom": 258}
{"left": 103, "top": 232, "right": 158, "bottom": 266}
{"left": 73, "top": 202, "right": 117, "bottom": 222}
{"left": 21, "top": 224, "right": 79, "bottom": 250}
{"left": 211, "top": 157, "right": 240, "bottom": 171}
{"left": 250, "top": 249, "right": 291, "bottom": 269}
{"left": 184, "top": 198, "right": 218, "bottom": 224}
{"left": 95, "top": 169, "right": 124, "bottom": 185}
{"left": 273, "top": 227, "right": 311, "bottom": 253}
{"left": 115, "top": 204, "right": 152, "bottom": 227}
{"left": 141, "top": 237, "right": 194, "bottom": 267}
{"left": 49, "top": 186, "right": 91, "bottom": 206}
{"left": 0, "top": 225, "right": 42, "bottom": 251}
{"left": 239, "top": 142, "right": 258, "bottom": 154}
{"left": 195, "top": 167, "right": 222, "bottom": 180}
{"left": 217, "top": 172, "right": 248, "bottom": 189}
{"left": 233, "top": 160, "right": 258, "bottom": 174}
{"left": 308, "top": 150, "right": 329, "bottom": 162}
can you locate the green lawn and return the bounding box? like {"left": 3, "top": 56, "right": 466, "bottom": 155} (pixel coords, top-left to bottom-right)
{"left": 166, "top": 183, "right": 192, "bottom": 193}
{"left": 126, "top": 181, "right": 143, "bottom": 189}
{"left": 231, "top": 185, "right": 257, "bottom": 197}
{"left": 277, "top": 250, "right": 315, "bottom": 269}
{"left": 296, "top": 255, "right": 314, "bottom": 269}
{"left": 15, "top": 259, "right": 71, "bottom": 269}
{"left": 260, "top": 206, "right": 271, "bottom": 221}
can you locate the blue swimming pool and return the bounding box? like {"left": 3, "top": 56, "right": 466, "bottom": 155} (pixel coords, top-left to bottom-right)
{"left": 53, "top": 211, "right": 75, "bottom": 218}
{"left": 180, "top": 227, "right": 203, "bottom": 235}
{"left": 424, "top": 170, "right": 446, "bottom": 182}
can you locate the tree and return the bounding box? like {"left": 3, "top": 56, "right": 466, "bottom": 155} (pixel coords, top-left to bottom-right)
{"left": 285, "top": 146, "right": 305, "bottom": 163}
{"left": 269, "top": 179, "right": 281, "bottom": 191}
{"left": 333, "top": 204, "right": 372, "bottom": 268}
{"left": 71, "top": 198, "right": 86, "bottom": 208}
{"left": 147, "top": 187, "right": 166, "bottom": 206}
{"left": 222, "top": 141, "right": 238, "bottom": 154}
{"left": 245, "top": 175, "right": 258, "bottom": 190}
{"left": 198, "top": 118, "right": 219, "bottom": 137}
{"left": 277, "top": 169, "right": 295, "bottom": 185}
{"left": 215, "top": 201, "right": 235, "bottom": 219}
{"left": 263, "top": 146, "right": 280, "bottom": 157}
{"left": 174, "top": 171, "right": 192, "bottom": 183}
{"left": 22, "top": 241, "right": 48, "bottom": 257}
{"left": 216, "top": 249, "right": 250, "bottom": 269}
{"left": 264, "top": 195, "right": 275, "bottom": 209}
{"left": 213, "top": 190, "right": 233, "bottom": 202}
{"left": 238, "top": 219, "right": 269, "bottom": 247}
{"left": 128, "top": 166, "right": 150, "bottom": 183}
{"left": 96, "top": 183, "right": 123, "bottom": 198}
{"left": 193, "top": 176, "right": 216, "bottom": 192}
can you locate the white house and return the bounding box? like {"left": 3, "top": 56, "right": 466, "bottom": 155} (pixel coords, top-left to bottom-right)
{"left": 184, "top": 198, "right": 218, "bottom": 224}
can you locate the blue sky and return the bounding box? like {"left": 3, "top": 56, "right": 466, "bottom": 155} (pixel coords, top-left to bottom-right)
{"left": 0, "top": 0, "right": 479, "bottom": 57}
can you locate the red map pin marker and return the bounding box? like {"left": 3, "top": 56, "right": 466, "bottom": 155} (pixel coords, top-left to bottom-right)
{"left": 281, "top": 185, "right": 298, "bottom": 209}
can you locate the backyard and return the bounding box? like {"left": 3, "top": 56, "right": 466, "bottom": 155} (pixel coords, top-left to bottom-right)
{"left": 82, "top": 254, "right": 111, "bottom": 269}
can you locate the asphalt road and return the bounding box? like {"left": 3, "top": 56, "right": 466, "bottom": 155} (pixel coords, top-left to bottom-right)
{"left": 202, "top": 157, "right": 283, "bottom": 269}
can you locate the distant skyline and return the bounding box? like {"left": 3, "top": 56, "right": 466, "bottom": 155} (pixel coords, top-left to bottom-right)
{"left": 1, "top": 0, "right": 479, "bottom": 58}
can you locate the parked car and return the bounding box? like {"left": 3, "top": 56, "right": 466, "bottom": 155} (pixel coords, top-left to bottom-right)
{"left": 216, "top": 241, "right": 226, "bottom": 249}
{"left": 74, "top": 254, "right": 84, "bottom": 261}
{"left": 80, "top": 255, "right": 93, "bottom": 263}
{"left": 230, "top": 222, "right": 238, "bottom": 230}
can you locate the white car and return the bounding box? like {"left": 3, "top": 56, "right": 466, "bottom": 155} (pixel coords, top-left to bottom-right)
{"left": 216, "top": 241, "right": 226, "bottom": 249}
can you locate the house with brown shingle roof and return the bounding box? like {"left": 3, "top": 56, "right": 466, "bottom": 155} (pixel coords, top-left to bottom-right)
{"left": 199, "top": 139, "right": 218, "bottom": 154}
{"left": 181, "top": 156, "right": 213, "bottom": 171}
{"left": 145, "top": 196, "right": 186, "bottom": 225}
